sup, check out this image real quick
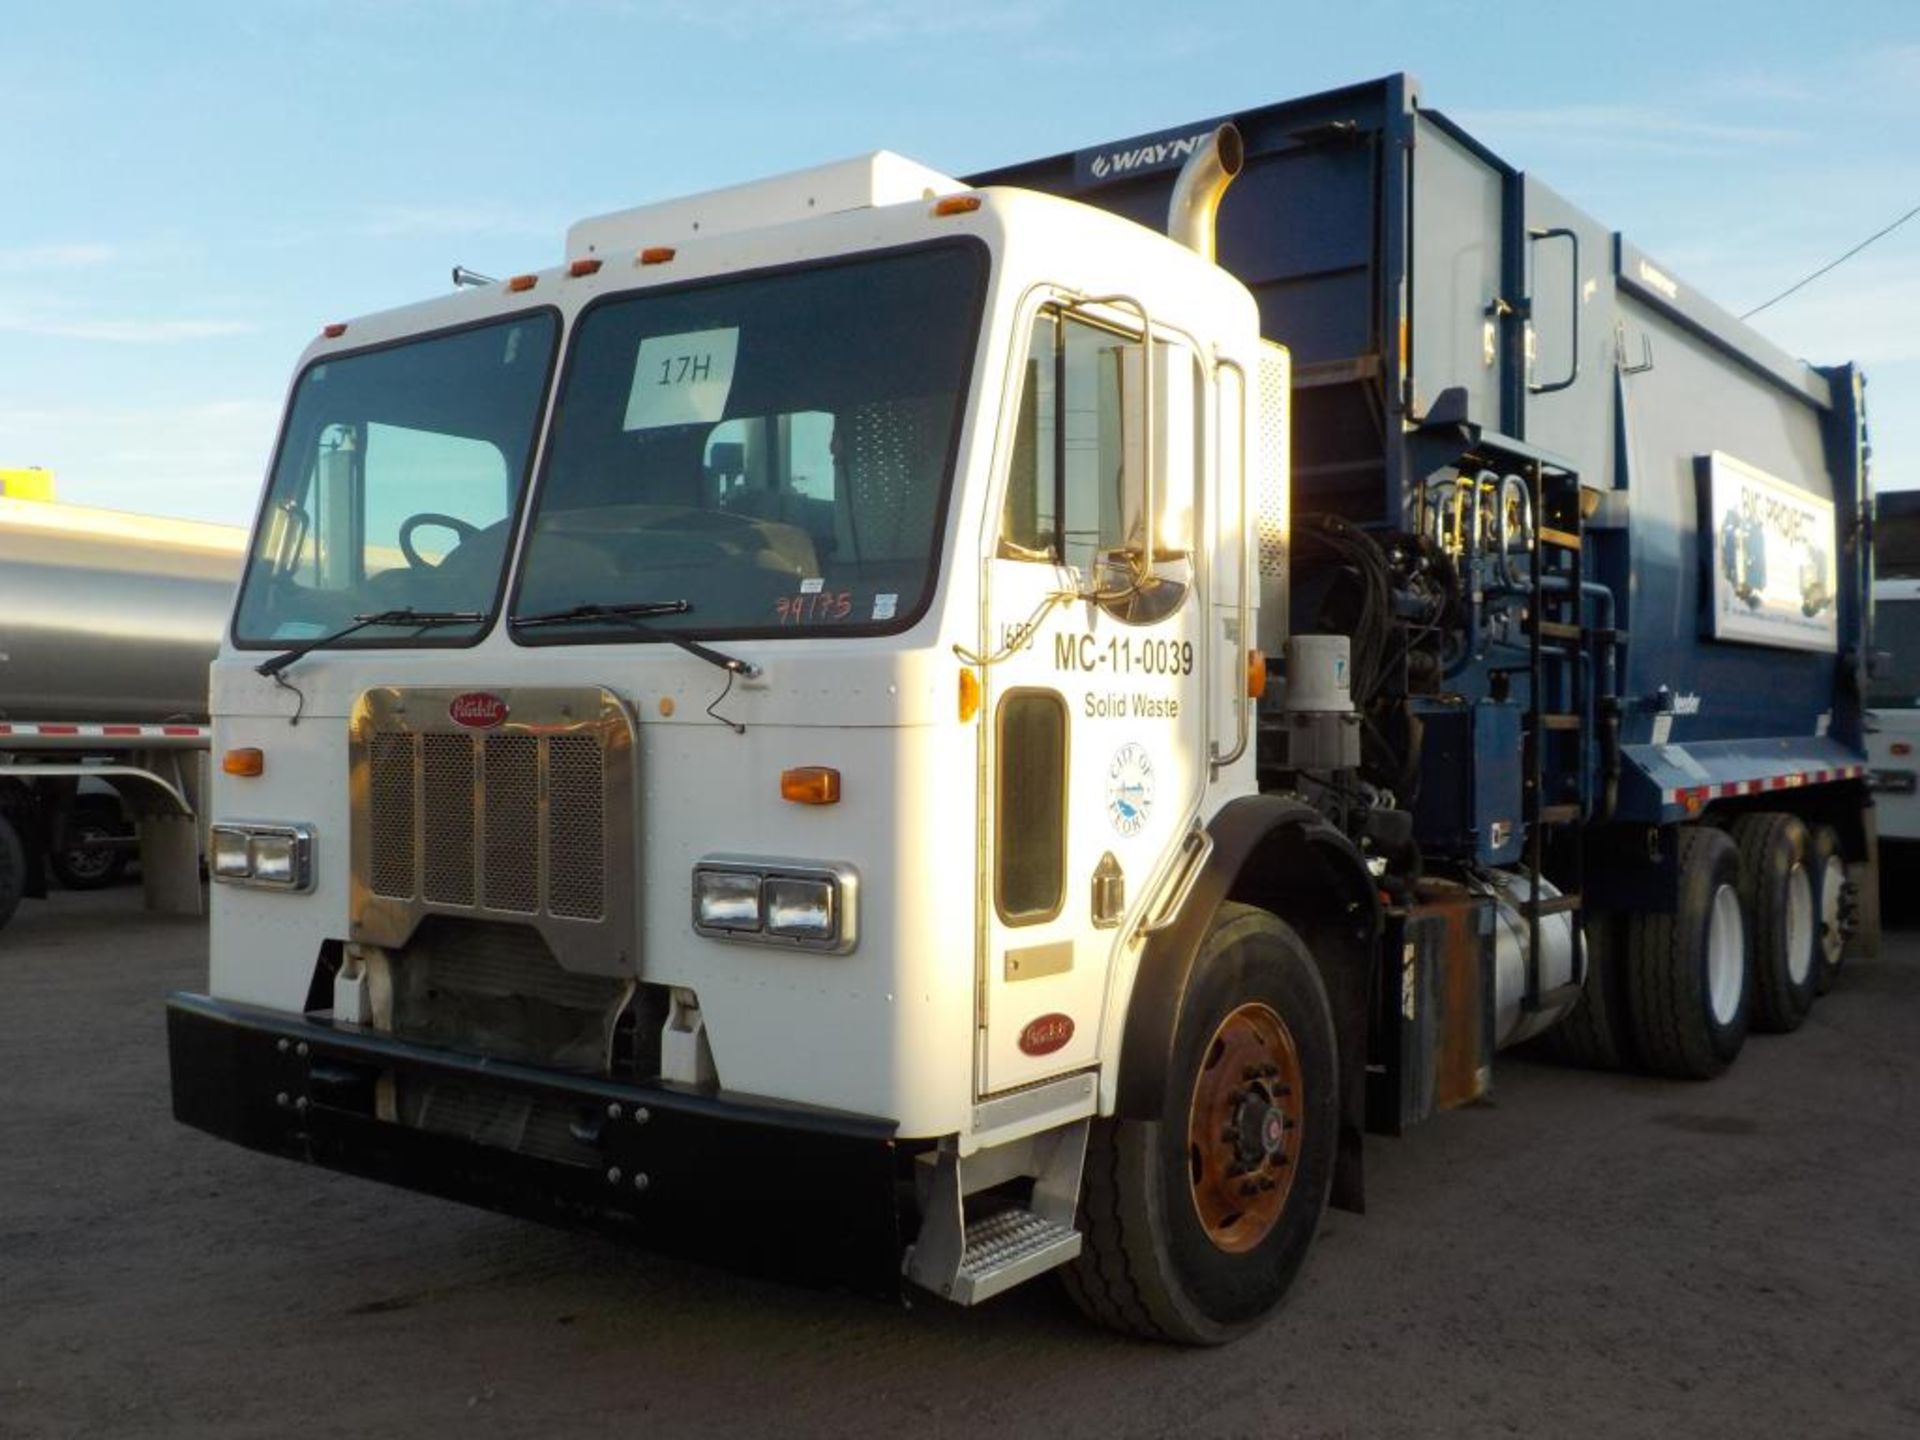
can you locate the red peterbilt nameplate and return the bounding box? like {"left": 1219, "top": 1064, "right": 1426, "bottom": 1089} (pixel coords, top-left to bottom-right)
{"left": 448, "top": 692, "right": 510, "bottom": 729}
{"left": 1018, "top": 1013, "right": 1075, "bottom": 1056}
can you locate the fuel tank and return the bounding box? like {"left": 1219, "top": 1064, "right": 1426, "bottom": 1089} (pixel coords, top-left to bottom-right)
{"left": 0, "top": 497, "right": 245, "bottom": 724}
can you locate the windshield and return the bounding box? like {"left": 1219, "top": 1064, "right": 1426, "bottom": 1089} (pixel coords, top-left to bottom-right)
{"left": 1871, "top": 597, "right": 1920, "bottom": 707}
{"left": 513, "top": 242, "right": 985, "bottom": 640}
{"left": 233, "top": 312, "right": 558, "bottom": 646}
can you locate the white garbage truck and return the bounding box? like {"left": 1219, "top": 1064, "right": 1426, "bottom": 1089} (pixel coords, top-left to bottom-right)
{"left": 170, "top": 77, "right": 1877, "bottom": 1344}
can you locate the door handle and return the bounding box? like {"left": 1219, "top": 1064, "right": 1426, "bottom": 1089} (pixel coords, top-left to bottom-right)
{"left": 1526, "top": 227, "right": 1580, "bottom": 396}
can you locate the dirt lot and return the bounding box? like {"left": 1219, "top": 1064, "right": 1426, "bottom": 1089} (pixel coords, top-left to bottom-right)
{"left": 3, "top": 886, "right": 1917, "bottom": 1440}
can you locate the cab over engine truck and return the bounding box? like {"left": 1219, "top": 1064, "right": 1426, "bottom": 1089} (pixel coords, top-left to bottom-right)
{"left": 169, "top": 76, "right": 1877, "bottom": 1344}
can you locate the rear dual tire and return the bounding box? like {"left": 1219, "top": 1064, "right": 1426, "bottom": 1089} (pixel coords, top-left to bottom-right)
{"left": 1627, "top": 826, "right": 1749, "bottom": 1080}
{"left": 1727, "top": 813, "right": 1819, "bottom": 1033}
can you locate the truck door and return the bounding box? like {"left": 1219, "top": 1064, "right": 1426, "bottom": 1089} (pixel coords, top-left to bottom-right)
{"left": 977, "top": 303, "right": 1209, "bottom": 1095}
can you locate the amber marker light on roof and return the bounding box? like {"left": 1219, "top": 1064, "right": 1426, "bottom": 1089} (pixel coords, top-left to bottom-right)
{"left": 639, "top": 246, "right": 677, "bottom": 266}
{"left": 568, "top": 258, "right": 603, "bottom": 277}
{"left": 222, "top": 747, "right": 265, "bottom": 778}
{"left": 780, "top": 767, "right": 841, "bottom": 805}
{"left": 322, "top": 323, "right": 347, "bottom": 338}
{"left": 506, "top": 274, "right": 538, "bottom": 292}
{"left": 933, "top": 195, "right": 982, "bottom": 217}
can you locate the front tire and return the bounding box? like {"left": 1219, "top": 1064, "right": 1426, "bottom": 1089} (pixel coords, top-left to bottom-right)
{"left": 1626, "top": 826, "right": 1749, "bottom": 1080}
{"left": 1063, "top": 903, "right": 1338, "bottom": 1344}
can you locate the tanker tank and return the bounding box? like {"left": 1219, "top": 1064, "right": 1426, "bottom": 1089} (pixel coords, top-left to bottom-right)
{"left": 0, "top": 496, "right": 245, "bottom": 724}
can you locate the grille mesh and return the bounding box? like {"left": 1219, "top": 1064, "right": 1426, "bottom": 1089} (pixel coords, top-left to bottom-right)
{"left": 357, "top": 692, "right": 620, "bottom": 935}
{"left": 369, "top": 732, "right": 417, "bottom": 898}
{"left": 422, "top": 734, "right": 477, "bottom": 906}
{"left": 546, "top": 735, "right": 605, "bottom": 919}
{"left": 482, "top": 733, "right": 540, "bottom": 913}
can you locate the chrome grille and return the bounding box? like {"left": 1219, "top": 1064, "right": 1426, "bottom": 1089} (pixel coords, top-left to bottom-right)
{"left": 369, "top": 732, "right": 416, "bottom": 898}
{"left": 421, "top": 733, "right": 476, "bottom": 906}
{"left": 547, "top": 734, "right": 605, "bottom": 920}
{"left": 350, "top": 687, "right": 637, "bottom": 977}
{"left": 482, "top": 733, "right": 540, "bottom": 913}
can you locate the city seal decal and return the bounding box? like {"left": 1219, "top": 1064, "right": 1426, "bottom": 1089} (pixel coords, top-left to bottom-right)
{"left": 1106, "top": 742, "right": 1154, "bottom": 838}
{"left": 448, "top": 691, "right": 510, "bottom": 729}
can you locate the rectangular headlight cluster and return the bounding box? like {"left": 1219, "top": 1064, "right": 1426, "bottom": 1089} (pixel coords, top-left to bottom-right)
{"left": 692, "top": 859, "right": 857, "bottom": 954}
{"left": 210, "top": 822, "right": 315, "bottom": 892}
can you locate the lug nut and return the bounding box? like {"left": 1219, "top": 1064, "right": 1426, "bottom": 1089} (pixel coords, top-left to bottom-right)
{"left": 607, "top": 1102, "right": 623, "bottom": 1121}
{"left": 633, "top": 1107, "right": 650, "bottom": 1126}
{"left": 275, "top": 1091, "right": 290, "bottom": 1108}
{"left": 276, "top": 1039, "right": 290, "bottom": 1054}
{"left": 295, "top": 1042, "right": 309, "bottom": 1058}
{"left": 294, "top": 1097, "right": 309, "bottom": 1115}
{"left": 632, "top": 1173, "right": 650, "bottom": 1193}
{"left": 606, "top": 1167, "right": 622, "bottom": 1186}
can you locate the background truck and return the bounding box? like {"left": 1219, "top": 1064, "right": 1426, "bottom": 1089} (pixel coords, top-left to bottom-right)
{"left": 168, "top": 74, "right": 1876, "bottom": 1345}
{"left": 0, "top": 481, "right": 244, "bottom": 930}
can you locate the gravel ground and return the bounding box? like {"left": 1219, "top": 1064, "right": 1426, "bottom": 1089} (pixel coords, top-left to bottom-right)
{"left": 2, "top": 884, "right": 1916, "bottom": 1440}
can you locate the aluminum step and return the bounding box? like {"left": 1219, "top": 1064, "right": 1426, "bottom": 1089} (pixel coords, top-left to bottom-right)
{"left": 951, "top": 1207, "right": 1082, "bottom": 1305}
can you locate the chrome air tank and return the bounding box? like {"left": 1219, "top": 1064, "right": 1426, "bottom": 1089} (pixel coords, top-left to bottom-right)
{"left": 0, "top": 497, "right": 245, "bottom": 724}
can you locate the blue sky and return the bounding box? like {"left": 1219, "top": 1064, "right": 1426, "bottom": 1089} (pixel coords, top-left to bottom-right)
{"left": 3, "top": 0, "right": 1916, "bottom": 525}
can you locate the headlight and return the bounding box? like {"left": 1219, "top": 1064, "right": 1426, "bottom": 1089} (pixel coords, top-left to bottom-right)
{"left": 691, "top": 858, "right": 857, "bottom": 953}
{"left": 693, "top": 868, "right": 763, "bottom": 931}
{"left": 765, "top": 877, "right": 835, "bottom": 941}
{"left": 210, "top": 822, "right": 315, "bottom": 892}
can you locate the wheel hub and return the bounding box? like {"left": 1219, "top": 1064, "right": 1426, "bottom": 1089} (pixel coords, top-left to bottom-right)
{"left": 1187, "top": 1002, "right": 1305, "bottom": 1254}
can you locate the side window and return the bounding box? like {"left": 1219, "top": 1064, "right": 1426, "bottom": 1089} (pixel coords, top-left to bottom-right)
{"left": 1001, "top": 310, "right": 1198, "bottom": 574}
{"left": 995, "top": 689, "right": 1068, "bottom": 924}
{"left": 362, "top": 423, "right": 509, "bottom": 572}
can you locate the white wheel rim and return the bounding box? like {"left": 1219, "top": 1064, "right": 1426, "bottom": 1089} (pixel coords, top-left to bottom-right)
{"left": 1820, "top": 855, "right": 1846, "bottom": 967}
{"left": 1707, "top": 882, "right": 1745, "bottom": 1027}
{"left": 1785, "top": 863, "right": 1815, "bottom": 987}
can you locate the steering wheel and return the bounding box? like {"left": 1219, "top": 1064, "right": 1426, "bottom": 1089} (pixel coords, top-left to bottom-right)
{"left": 399, "top": 512, "right": 481, "bottom": 569}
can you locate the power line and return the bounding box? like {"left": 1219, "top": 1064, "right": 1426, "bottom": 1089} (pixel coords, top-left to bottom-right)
{"left": 1741, "top": 201, "right": 1920, "bottom": 320}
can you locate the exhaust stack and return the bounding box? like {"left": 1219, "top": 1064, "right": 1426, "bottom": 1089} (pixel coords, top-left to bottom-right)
{"left": 1166, "top": 123, "right": 1243, "bottom": 262}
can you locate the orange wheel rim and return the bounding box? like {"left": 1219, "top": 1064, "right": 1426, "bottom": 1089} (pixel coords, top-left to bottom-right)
{"left": 1186, "top": 1001, "right": 1304, "bottom": 1253}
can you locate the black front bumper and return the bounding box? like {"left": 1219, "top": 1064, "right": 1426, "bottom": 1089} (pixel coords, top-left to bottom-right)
{"left": 167, "top": 992, "right": 907, "bottom": 1291}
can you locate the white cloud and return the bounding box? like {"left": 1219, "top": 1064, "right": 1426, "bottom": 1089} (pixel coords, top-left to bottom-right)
{"left": 0, "top": 314, "right": 256, "bottom": 343}
{"left": 0, "top": 243, "right": 116, "bottom": 273}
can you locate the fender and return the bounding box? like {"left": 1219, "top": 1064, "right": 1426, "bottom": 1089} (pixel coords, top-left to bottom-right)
{"left": 1117, "top": 793, "right": 1381, "bottom": 1213}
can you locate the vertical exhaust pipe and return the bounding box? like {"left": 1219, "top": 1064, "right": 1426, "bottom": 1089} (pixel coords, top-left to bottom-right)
{"left": 1167, "top": 123, "right": 1243, "bottom": 262}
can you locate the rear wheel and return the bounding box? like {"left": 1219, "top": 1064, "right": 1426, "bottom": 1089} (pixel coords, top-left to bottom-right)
{"left": 1808, "top": 823, "right": 1848, "bottom": 996}
{"left": 0, "top": 814, "right": 25, "bottom": 931}
{"left": 1062, "top": 903, "right": 1338, "bottom": 1345}
{"left": 1626, "top": 826, "right": 1748, "bottom": 1080}
{"left": 1728, "top": 813, "right": 1818, "bottom": 1032}
{"left": 49, "top": 800, "right": 130, "bottom": 890}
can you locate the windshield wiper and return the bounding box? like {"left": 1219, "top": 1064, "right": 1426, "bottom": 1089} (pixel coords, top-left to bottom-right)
{"left": 510, "top": 601, "right": 758, "bottom": 677}
{"left": 255, "top": 608, "right": 487, "bottom": 678}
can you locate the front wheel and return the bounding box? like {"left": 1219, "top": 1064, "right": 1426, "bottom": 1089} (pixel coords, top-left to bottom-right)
{"left": 1062, "top": 903, "right": 1338, "bottom": 1344}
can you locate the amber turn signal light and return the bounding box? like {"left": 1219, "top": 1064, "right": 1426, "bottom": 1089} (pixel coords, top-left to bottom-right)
{"left": 322, "top": 323, "right": 347, "bottom": 338}
{"left": 222, "top": 747, "right": 265, "bottom": 778}
{"left": 933, "top": 195, "right": 982, "bottom": 217}
{"left": 1246, "top": 649, "right": 1268, "bottom": 700}
{"left": 958, "top": 668, "right": 982, "bottom": 722}
{"left": 780, "top": 766, "right": 841, "bottom": 805}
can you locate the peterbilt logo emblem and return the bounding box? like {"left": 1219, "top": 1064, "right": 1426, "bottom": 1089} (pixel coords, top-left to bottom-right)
{"left": 448, "top": 692, "right": 509, "bottom": 728}
{"left": 1018, "top": 1013, "right": 1075, "bottom": 1056}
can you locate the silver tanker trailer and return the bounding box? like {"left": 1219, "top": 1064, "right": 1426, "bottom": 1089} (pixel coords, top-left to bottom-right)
{"left": 0, "top": 494, "right": 244, "bottom": 929}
